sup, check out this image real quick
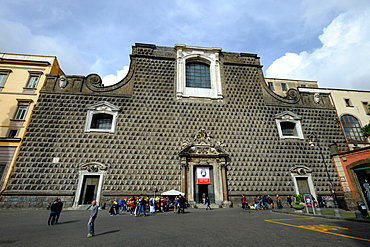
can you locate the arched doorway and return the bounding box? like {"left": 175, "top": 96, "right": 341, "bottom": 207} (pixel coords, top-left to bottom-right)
{"left": 353, "top": 164, "right": 370, "bottom": 208}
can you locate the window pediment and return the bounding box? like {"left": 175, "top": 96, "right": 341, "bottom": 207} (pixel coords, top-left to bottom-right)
{"left": 85, "top": 101, "right": 119, "bottom": 133}
{"left": 275, "top": 111, "right": 304, "bottom": 139}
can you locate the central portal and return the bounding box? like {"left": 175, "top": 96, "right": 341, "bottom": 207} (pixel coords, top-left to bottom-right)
{"left": 194, "top": 166, "right": 215, "bottom": 203}
{"left": 179, "top": 128, "right": 230, "bottom": 207}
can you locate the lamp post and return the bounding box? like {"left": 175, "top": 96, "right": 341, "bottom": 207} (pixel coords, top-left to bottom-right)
{"left": 308, "top": 134, "right": 340, "bottom": 215}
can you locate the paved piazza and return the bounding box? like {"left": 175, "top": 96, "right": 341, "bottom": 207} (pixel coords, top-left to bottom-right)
{"left": 1, "top": 208, "right": 370, "bottom": 247}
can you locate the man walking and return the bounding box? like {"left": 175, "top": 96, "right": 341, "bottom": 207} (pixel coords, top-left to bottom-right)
{"left": 87, "top": 200, "right": 98, "bottom": 238}
{"left": 55, "top": 198, "right": 63, "bottom": 224}
{"left": 135, "top": 195, "right": 147, "bottom": 217}
{"left": 241, "top": 194, "right": 247, "bottom": 210}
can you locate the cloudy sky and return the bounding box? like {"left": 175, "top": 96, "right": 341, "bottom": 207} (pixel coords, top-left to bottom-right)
{"left": 1, "top": 0, "right": 369, "bottom": 90}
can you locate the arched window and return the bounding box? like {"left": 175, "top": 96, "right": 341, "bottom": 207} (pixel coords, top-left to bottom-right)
{"left": 186, "top": 61, "right": 211, "bottom": 88}
{"left": 340, "top": 114, "right": 367, "bottom": 142}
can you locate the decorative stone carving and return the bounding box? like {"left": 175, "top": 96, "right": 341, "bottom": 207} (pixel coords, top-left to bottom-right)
{"left": 290, "top": 165, "right": 312, "bottom": 175}
{"left": 179, "top": 128, "right": 227, "bottom": 156}
{"left": 59, "top": 75, "right": 67, "bottom": 89}
{"left": 314, "top": 93, "right": 320, "bottom": 104}
{"left": 80, "top": 162, "right": 107, "bottom": 173}
{"left": 85, "top": 74, "right": 103, "bottom": 90}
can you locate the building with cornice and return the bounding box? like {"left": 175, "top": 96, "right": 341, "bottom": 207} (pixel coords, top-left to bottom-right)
{"left": 0, "top": 53, "right": 64, "bottom": 196}
{"left": 0, "top": 44, "right": 349, "bottom": 209}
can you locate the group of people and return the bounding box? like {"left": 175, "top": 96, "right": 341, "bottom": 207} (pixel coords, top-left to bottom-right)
{"left": 239, "top": 194, "right": 284, "bottom": 210}
{"left": 108, "top": 194, "right": 187, "bottom": 216}
{"left": 47, "top": 198, "right": 63, "bottom": 225}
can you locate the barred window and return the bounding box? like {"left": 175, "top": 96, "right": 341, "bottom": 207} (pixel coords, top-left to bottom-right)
{"left": 186, "top": 62, "right": 211, "bottom": 88}
{"left": 340, "top": 114, "right": 367, "bottom": 142}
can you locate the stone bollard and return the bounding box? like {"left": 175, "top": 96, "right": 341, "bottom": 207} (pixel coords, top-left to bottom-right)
{"left": 334, "top": 208, "right": 341, "bottom": 217}
{"left": 316, "top": 208, "right": 322, "bottom": 215}
{"left": 355, "top": 210, "right": 363, "bottom": 219}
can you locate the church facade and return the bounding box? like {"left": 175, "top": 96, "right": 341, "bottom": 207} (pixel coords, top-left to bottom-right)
{"left": 0, "top": 43, "right": 349, "bottom": 208}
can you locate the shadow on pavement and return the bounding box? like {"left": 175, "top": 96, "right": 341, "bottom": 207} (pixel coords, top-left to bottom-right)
{"left": 57, "top": 220, "right": 80, "bottom": 224}
{"left": 95, "top": 230, "right": 120, "bottom": 236}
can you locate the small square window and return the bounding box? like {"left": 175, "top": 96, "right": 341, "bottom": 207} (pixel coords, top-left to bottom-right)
{"left": 300, "top": 84, "right": 306, "bottom": 87}
{"left": 90, "top": 114, "right": 113, "bottom": 130}
{"left": 26, "top": 74, "right": 40, "bottom": 88}
{"left": 281, "top": 83, "right": 287, "bottom": 92}
{"left": 268, "top": 82, "right": 275, "bottom": 91}
{"left": 280, "top": 122, "right": 296, "bottom": 136}
{"left": 344, "top": 98, "right": 353, "bottom": 107}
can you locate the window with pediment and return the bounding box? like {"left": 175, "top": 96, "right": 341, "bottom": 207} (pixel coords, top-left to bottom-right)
{"left": 275, "top": 111, "right": 304, "bottom": 139}
{"left": 85, "top": 102, "right": 120, "bottom": 133}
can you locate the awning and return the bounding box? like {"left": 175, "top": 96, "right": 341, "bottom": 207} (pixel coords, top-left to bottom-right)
{"left": 161, "top": 189, "right": 185, "bottom": 196}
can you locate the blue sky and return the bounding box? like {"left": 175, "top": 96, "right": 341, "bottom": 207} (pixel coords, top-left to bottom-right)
{"left": 1, "top": 0, "right": 369, "bottom": 90}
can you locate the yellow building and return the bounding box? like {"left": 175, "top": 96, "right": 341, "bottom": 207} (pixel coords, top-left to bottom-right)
{"left": 265, "top": 78, "right": 318, "bottom": 97}
{"left": 0, "top": 53, "right": 64, "bottom": 194}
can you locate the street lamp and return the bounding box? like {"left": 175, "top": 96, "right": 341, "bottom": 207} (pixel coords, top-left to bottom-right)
{"left": 308, "top": 133, "right": 340, "bottom": 212}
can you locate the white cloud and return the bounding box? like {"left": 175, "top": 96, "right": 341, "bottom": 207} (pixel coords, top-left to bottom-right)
{"left": 102, "top": 66, "right": 129, "bottom": 86}
{"left": 0, "top": 18, "right": 89, "bottom": 75}
{"left": 266, "top": 7, "right": 370, "bottom": 90}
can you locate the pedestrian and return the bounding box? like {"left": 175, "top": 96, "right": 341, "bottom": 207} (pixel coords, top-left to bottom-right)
{"left": 254, "top": 196, "right": 260, "bottom": 210}
{"left": 287, "top": 195, "right": 293, "bottom": 208}
{"left": 317, "top": 195, "right": 324, "bottom": 208}
{"left": 129, "top": 199, "right": 135, "bottom": 215}
{"left": 178, "top": 194, "right": 186, "bottom": 214}
{"left": 174, "top": 196, "right": 179, "bottom": 213}
{"left": 205, "top": 197, "right": 211, "bottom": 210}
{"left": 55, "top": 198, "right": 63, "bottom": 224}
{"left": 87, "top": 200, "right": 98, "bottom": 238}
{"left": 135, "top": 195, "right": 147, "bottom": 217}
{"left": 266, "top": 195, "right": 274, "bottom": 209}
{"left": 276, "top": 194, "right": 283, "bottom": 209}
{"left": 241, "top": 194, "right": 247, "bottom": 210}
{"left": 48, "top": 199, "right": 59, "bottom": 225}
{"left": 201, "top": 193, "right": 206, "bottom": 204}
{"left": 149, "top": 196, "right": 155, "bottom": 214}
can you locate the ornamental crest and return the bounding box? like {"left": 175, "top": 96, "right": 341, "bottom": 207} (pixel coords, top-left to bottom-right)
{"left": 179, "top": 128, "right": 227, "bottom": 156}
{"left": 80, "top": 162, "right": 107, "bottom": 172}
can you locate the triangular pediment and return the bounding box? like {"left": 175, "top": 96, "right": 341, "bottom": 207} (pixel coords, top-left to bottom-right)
{"left": 86, "top": 101, "right": 120, "bottom": 112}
{"left": 275, "top": 111, "right": 301, "bottom": 120}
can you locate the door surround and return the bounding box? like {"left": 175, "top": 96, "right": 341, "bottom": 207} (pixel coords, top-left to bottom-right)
{"left": 73, "top": 162, "right": 107, "bottom": 208}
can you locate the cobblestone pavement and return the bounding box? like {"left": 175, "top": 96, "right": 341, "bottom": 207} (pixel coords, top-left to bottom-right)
{"left": 1, "top": 207, "right": 370, "bottom": 247}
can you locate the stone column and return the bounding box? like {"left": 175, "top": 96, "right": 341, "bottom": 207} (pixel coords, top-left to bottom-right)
{"left": 221, "top": 161, "right": 228, "bottom": 202}
{"left": 181, "top": 157, "right": 187, "bottom": 195}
